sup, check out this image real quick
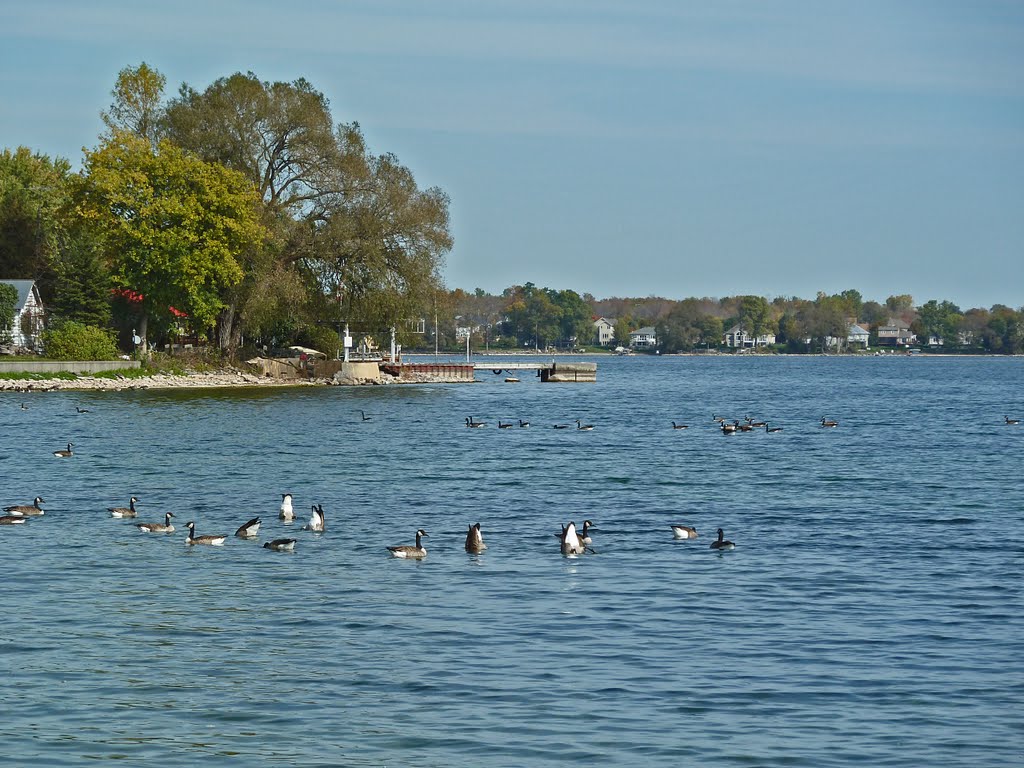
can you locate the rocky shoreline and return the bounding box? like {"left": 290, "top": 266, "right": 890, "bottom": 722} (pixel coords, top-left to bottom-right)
{"left": 0, "top": 371, "right": 344, "bottom": 392}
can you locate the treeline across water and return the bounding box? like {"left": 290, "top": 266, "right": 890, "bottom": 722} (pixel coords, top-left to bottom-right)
{"left": 442, "top": 285, "right": 1024, "bottom": 354}
{"left": 0, "top": 64, "right": 1019, "bottom": 359}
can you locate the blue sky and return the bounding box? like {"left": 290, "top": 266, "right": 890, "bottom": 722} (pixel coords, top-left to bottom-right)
{"left": 2, "top": 0, "right": 1022, "bottom": 309}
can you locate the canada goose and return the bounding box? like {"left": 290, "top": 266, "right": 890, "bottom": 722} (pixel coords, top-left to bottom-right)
{"left": 560, "top": 521, "right": 586, "bottom": 555}
{"left": 519, "top": 419, "right": 530, "bottom": 428}
{"left": 576, "top": 420, "right": 594, "bottom": 431}
{"left": 137, "top": 512, "right": 175, "bottom": 533}
{"left": 579, "top": 519, "right": 597, "bottom": 546}
{"left": 0, "top": 515, "right": 27, "bottom": 525}
{"left": 108, "top": 496, "right": 139, "bottom": 518}
{"left": 53, "top": 442, "right": 74, "bottom": 458}
{"left": 553, "top": 423, "right": 571, "bottom": 429}
{"left": 279, "top": 493, "right": 294, "bottom": 521}
{"left": 745, "top": 416, "right": 767, "bottom": 427}
{"left": 388, "top": 528, "right": 428, "bottom": 559}
{"left": 4, "top": 496, "right": 45, "bottom": 516}
{"left": 712, "top": 414, "right": 725, "bottom": 423}
{"left": 721, "top": 421, "right": 737, "bottom": 434}
{"left": 1006, "top": 415, "right": 1020, "bottom": 425}
{"left": 263, "top": 538, "right": 297, "bottom": 552}
{"left": 235, "top": 516, "right": 261, "bottom": 538}
{"left": 76, "top": 406, "right": 91, "bottom": 414}
{"left": 671, "top": 421, "right": 689, "bottom": 429}
{"left": 737, "top": 420, "right": 754, "bottom": 432}
{"left": 185, "top": 521, "right": 226, "bottom": 546}
{"left": 766, "top": 423, "right": 783, "bottom": 433}
{"left": 360, "top": 410, "right": 371, "bottom": 421}
{"left": 465, "top": 522, "right": 487, "bottom": 553}
{"left": 498, "top": 421, "right": 514, "bottom": 429}
{"left": 466, "top": 417, "right": 487, "bottom": 428}
{"left": 20, "top": 403, "right": 28, "bottom": 410}
{"left": 710, "top": 528, "right": 736, "bottom": 550}
{"left": 671, "top": 524, "right": 698, "bottom": 540}
{"left": 821, "top": 417, "right": 839, "bottom": 428}
{"left": 302, "top": 504, "right": 325, "bottom": 532}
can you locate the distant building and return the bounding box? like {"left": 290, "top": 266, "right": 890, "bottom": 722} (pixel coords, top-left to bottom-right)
{"left": 593, "top": 317, "right": 615, "bottom": 346}
{"left": 826, "top": 323, "right": 870, "bottom": 349}
{"left": 629, "top": 326, "right": 658, "bottom": 348}
{"left": 723, "top": 324, "right": 776, "bottom": 348}
{"left": 0, "top": 279, "right": 45, "bottom": 350}
{"left": 877, "top": 320, "right": 916, "bottom": 347}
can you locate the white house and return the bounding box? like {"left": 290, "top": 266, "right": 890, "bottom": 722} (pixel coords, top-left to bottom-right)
{"left": 0, "top": 279, "right": 45, "bottom": 349}
{"left": 629, "top": 326, "right": 657, "bottom": 348}
{"left": 593, "top": 317, "right": 615, "bottom": 346}
{"left": 723, "top": 324, "right": 776, "bottom": 348}
{"left": 826, "top": 323, "right": 870, "bottom": 349}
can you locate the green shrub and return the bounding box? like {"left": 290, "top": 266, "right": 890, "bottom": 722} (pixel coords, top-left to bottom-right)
{"left": 295, "top": 326, "right": 341, "bottom": 359}
{"left": 42, "top": 322, "right": 119, "bottom": 361}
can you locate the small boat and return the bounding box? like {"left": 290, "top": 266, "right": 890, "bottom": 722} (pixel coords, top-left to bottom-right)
{"left": 505, "top": 377, "right": 520, "bottom": 383}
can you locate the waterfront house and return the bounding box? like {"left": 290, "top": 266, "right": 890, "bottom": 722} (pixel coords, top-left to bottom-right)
{"left": 593, "top": 317, "right": 615, "bottom": 346}
{"left": 723, "top": 324, "right": 776, "bottom": 348}
{"left": 826, "top": 323, "right": 870, "bottom": 349}
{"left": 0, "top": 279, "right": 45, "bottom": 350}
{"left": 877, "top": 320, "right": 916, "bottom": 347}
{"left": 629, "top": 326, "right": 657, "bottom": 348}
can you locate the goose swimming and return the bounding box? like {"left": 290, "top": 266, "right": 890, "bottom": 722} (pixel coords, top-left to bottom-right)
{"left": 721, "top": 421, "right": 737, "bottom": 434}
{"left": 671, "top": 524, "right": 698, "bottom": 540}
{"left": 279, "top": 493, "right": 294, "bottom": 521}
{"left": 519, "top": 419, "right": 530, "bottom": 428}
{"left": 465, "top": 522, "right": 487, "bottom": 553}
{"left": 360, "top": 410, "right": 371, "bottom": 421}
{"left": 553, "top": 423, "right": 571, "bottom": 429}
{"left": 671, "top": 421, "right": 689, "bottom": 429}
{"left": 466, "top": 417, "right": 487, "bottom": 428}
{"left": 576, "top": 420, "right": 594, "bottom": 431}
{"left": 1006, "top": 415, "right": 1020, "bottom": 425}
{"left": 579, "top": 519, "right": 597, "bottom": 546}
{"left": 108, "top": 496, "right": 139, "bottom": 518}
{"left": 821, "top": 417, "right": 839, "bottom": 428}
{"left": 0, "top": 515, "right": 27, "bottom": 525}
{"left": 263, "top": 538, "right": 297, "bottom": 552}
{"left": 185, "top": 521, "right": 226, "bottom": 546}
{"left": 53, "top": 442, "right": 74, "bottom": 458}
{"left": 302, "top": 504, "right": 325, "bottom": 532}
{"left": 235, "top": 516, "right": 261, "bottom": 538}
{"left": 560, "top": 521, "right": 586, "bottom": 555}
{"left": 388, "top": 528, "right": 428, "bottom": 559}
{"left": 765, "top": 423, "right": 783, "bottom": 433}
{"left": 498, "top": 421, "right": 514, "bottom": 429}
{"left": 4, "top": 496, "right": 45, "bottom": 516}
{"left": 710, "top": 528, "right": 736, "bottom": 550}
{"left": 137, "top": 512, "right": 175, "bottom": 533}
{"left": 76, "top": 406, "right": 91, "bottom": 414}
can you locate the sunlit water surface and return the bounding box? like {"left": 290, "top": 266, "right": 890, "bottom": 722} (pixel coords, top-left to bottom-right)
{"left": 1, "top": 355, "right": 1022, "bottom": 766}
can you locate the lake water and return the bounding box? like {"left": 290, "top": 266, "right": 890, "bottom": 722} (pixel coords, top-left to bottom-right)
{"left": 1, "top": 355, "right": 1022, "bottom": 767}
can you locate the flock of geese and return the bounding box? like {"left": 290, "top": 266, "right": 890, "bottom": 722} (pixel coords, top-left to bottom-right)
{"left": 0, "top": 491, "right": 736, "bottom": 556}
{"left": 4, "top": 405, "right": 1018, "bottom": 555}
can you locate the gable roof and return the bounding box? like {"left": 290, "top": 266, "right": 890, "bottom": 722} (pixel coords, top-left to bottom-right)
{"left": 630, "top": 326, "right": 656, "bottom": 335}
{"left": 0, "top": 280, "right": 38, "bottom": 312}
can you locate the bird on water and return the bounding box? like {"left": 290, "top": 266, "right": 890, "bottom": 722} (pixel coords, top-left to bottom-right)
{"left": 263, "top": 538, "right": 297, "bottom": 552}
{"left": 185, "top": 521, "right": 226, "bottom": 546}
{"left": 279, "top": 493, "right": 294, "bottom": 521}
{"left": 671, "top": 524, "right": 698, "bottom": 540}
{"left": 4, "top": 497, "right": 45, "bottom": 516}
{"left": 235, "top": 516, "right": 262, "bottom": 538}
{"left": 137, "top": 512, "right": 175, "bottom": 533}
{"left": 710, "top": 528, "right": 736, "bottom": 550}
{"left": 53, "top": 443, "right": 74, "bottom": 458}
{"left": 108, "top": 496, "right": 139, "bottom": 518}
{"left": 465, "top": 522, "right": 487, "bottom": 553}
{"left": 388, "top": 529, "right": 428, "bottom": 559}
